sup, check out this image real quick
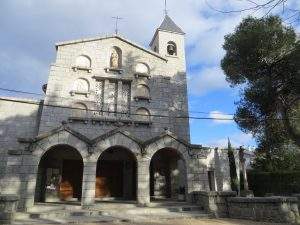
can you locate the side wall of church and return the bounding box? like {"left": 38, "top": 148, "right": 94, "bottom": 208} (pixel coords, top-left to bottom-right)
{"left": 0, "top": 98, "right": 42, "bottom": 193}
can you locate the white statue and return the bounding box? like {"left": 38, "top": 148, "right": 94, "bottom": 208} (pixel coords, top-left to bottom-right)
{"left": 110, "top": 50, "right": 119, "bottom": 68}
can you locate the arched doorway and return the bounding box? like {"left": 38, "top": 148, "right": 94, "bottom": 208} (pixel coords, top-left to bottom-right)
{"left": 96, "top": 146, "right": 137, "bottom": 200}
{"left": 150, "top": 148, "right": 186, "bottom": 201}
{"left": 35, "top": 145, "right": 83, "bottom": 203}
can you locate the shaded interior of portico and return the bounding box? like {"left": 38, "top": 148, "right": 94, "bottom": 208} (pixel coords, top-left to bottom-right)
{"left": 150, "top": 148, "right": 187, "bottom": 201}
{"left": 34, "top": 145, "right": 83, "bottom": 203}
{"left": 95, "top": 146, "right": 137, "bottom": 201}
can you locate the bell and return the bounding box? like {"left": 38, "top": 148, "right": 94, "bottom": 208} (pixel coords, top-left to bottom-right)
{"left": 167, "top": 45, "right": 176, "bottom": 55}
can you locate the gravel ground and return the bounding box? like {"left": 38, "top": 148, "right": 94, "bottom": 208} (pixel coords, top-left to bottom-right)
{"left": 71, "top": 218, "right": 287, "bottom": 225}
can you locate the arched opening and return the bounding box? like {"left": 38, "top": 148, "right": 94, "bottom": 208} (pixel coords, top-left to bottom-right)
{"left": 96, "top": 146, "right": 137, "bottom": 201}
{"left": 167, "top": 41, "right": 177, "bottom": 56}
{"left": 35, "top": 145, "right": 83, "bottom": 203}
{"left": 150, "top": 148, "right": 186, "bottom": 201}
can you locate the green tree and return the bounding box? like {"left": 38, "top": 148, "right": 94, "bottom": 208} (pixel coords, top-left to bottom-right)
{"left": 227, "top": 138, "right": 239, "bottom": 192}
{"left": 221, "top": 16, "right": 300, "bottom": 170}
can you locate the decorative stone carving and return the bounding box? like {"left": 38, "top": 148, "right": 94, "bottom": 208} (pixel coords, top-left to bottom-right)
{"left": 120, "top": 82, "right": 130, "bottom": 116}
{"left": 71, "top": 78, "right": 90, "bottom": 97}
{"left": 73, "top": 55, "right": 92, "bottom": 72}
{"left": 94, "top": 80, "right": 104, "bottom": 117}
{"left": 135, "top": 84, "right": 150, "bottom": 101}
{"left": 136, "top": 107, "right": 151, "bottom": 122}
{"left": 135, "top": 63, "right": 149, "bottom": 74}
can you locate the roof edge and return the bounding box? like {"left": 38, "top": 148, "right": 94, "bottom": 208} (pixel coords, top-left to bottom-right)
{"left": 55, "top": 35, "right": 167, "bottom": 62}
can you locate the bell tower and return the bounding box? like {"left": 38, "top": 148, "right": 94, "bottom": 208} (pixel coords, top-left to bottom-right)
{"left": 150, "top": 15, "right": 190, "bottom": 142}
{"left": 150, "top": 15, "right": 186, "bottom": 72}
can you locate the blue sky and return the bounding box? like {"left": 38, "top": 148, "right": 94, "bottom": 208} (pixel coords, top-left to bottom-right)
{"left": 0, "top": 0, "right": 299, "bottom": 148}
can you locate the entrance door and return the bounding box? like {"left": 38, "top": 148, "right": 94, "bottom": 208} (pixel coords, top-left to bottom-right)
{"left": 59, "top": 160, "right": 83, "bottom": 201}
{"left": 96, "top": 161, "right": 123, "bottom": 198}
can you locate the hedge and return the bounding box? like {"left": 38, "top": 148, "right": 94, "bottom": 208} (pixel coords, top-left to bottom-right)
{"left": 247, "top": 170, "right": 300, "bottom": 196}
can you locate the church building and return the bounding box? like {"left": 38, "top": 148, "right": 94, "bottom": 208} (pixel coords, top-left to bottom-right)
{"left": 0, "top": 15, "right": 233, "bottom": 211}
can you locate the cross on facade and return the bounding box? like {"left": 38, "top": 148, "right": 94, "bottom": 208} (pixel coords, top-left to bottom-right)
{"left": 112, "top": 16, "right": 123, "bottom": 35}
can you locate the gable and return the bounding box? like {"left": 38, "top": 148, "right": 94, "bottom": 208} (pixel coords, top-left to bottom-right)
{"left": 56, "top": 35, "right": 167, "bottom": 62}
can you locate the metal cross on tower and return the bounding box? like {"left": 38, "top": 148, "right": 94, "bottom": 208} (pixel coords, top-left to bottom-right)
{"left": 164, "top": 0, "right": 168, "bottom": 15}
{"left": 112, "top": 16, "right": 123, "bottom": 35}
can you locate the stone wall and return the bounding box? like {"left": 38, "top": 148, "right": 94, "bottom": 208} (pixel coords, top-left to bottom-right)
{"left": 0, "top": 98, "right": 42, "bottom": 194}
{"left": 192, "top": 191, "right": 237, "bottom": 217}
{"left": 228, "top": 197, "right": 300, "bottom": 224}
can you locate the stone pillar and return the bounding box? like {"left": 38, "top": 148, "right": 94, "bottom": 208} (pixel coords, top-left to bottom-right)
{"left": 0, "top": 195, "right": 19, "bottom": 224}
{"left": 137, "top": 159, "right": 150, "bottom": 205}
{"left": 81, "top": 161, "right": 97, "bottom": 207}
{"left": 17, "top": 155, "right": 39, "bottom": 211}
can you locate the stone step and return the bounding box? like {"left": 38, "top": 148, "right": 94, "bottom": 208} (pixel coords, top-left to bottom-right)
{"left": 15, "top": 210, "right": 108, "bottom": 220}
{"left": 28, "top": 203, "right": 82, "bottom": 212}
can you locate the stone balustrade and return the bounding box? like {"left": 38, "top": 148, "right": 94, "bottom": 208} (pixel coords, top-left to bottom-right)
{"left": 0, "top": 195, "right": 19, "bottom": 224}
{"left": 227, "top": 197, "right": 300, "bottom": 224}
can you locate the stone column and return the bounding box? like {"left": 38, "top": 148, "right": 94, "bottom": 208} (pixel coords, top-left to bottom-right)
{"left": 239, "top": 147, "right": 249, "bottom": 191}
{"left": 81, "top": 161, "right": 97, "bottom": 207}
{"left": 137, "top": 158, "right": 150, "bottom": 205}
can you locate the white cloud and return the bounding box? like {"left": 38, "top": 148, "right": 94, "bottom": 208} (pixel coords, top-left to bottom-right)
{"left": 205, "top": 132, "right": 254, "bottom": 148}
{"left": 188, "top": 66, "right": 230, "bottom": 96}
{"left": 209, "top": 110, "right": 233, "bottom": 124}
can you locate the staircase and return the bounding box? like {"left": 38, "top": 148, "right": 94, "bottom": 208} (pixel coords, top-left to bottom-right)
{"left": 13, "top": 201, "right": 211, "bottom": 224}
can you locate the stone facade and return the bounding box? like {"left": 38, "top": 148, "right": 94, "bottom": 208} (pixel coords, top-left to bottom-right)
{"left": 0, "top": 15, "right": 233, "bottom": 211}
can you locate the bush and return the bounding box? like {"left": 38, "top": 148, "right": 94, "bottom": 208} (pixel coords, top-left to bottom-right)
{"left": 248, "top": 170, "right": 300, "bottom": 196}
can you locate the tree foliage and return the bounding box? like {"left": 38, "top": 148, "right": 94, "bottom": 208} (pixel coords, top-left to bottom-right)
{"left": 221, "top": 16, "right": 300, "bottom": 171}
{"left": 227, "top": 139, "right": 239, "bottom": 192}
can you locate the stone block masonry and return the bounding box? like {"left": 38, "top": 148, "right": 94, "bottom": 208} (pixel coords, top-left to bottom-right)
{"left": 0, "top": 195, "right": 19, "bottom": 224}
{"left": 228, "top": 197, "right": 300, "bottom": 224}
{"left": 192, "top": 191, "right": 237, "bottom": 218}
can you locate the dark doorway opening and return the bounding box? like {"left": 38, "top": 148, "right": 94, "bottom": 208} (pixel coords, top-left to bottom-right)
{"left": 96, "top": 146, "right": 137, "bottom": 200}
{"left": 35, "top": 145, "right": 83, "bottom": 203}
{"left": 150, "top": 148, "right": 186, "bottom": 201}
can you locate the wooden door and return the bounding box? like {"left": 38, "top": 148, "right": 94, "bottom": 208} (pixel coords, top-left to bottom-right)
{"left": 96, "top": 161, "right": 123, "bottom": 198}
{"left": 59, "top": 160, "right": 83, "bottom": 201}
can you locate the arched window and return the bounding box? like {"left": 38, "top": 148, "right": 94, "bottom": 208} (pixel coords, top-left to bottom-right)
{"left": 110, "top": 46, "right": 122, "bottom": 69}
{"left": 135, "top": 63, "right": 150, "bottom": 75}
{"left": 136, "top": 84, "right": 150, "bottom": 99}
{"left": 73, "top": 78, "right": 90, "bottom": 93}
{"left": 75, "top": 55, "right": 91, "bottom": 68}
{"left": 72, "top": 102, "right": 88, "bottom": 117}
{"left": 136, "top": 107, "right": 151, "bottom": 121}
{"left": 167, "top": 41, "right": 177, "bottom": 56}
